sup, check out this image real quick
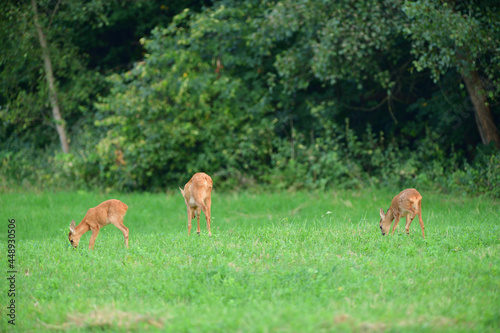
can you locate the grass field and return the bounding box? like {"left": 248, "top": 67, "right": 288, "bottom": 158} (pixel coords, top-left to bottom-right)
{"left": 0, "top": 189, "right": 499, "bottom": 332}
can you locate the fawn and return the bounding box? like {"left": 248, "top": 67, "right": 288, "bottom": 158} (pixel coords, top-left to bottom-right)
{"left": 379, "top": 188, "right": 425, "bottom": 238}
{"left": 179, "top": 172, "right": 213, "bottom": 236}
{"left": 68, "top": 199, "right": 129, "bottom": 249}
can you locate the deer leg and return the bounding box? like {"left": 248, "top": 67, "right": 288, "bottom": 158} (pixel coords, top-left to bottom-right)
{"left": 117, "top": 221, "right": 129, "bottom": 248}
{"left": 89, "top": 227, "right": 100, "bottom": 250}
{"left": 187, "top": 208, "right": 193, "bottom": 236}
{"left": 196, "top": 207, "right": 201, "bottom": 235}
{"left": 198, "top": 201, "right": 211, "bottom": 237}
{"left": 391, "top": 215, "right": 401, "bottom": 235}
{"left": 405, "top": 215, "right": 412, "bottom": 234}
{"left": 118, "top": 225, "right": 129, "bottom": 248}
{"left": 110, "top": 216, "right": 129, "bottom": 248}
{"left": 205, "top": 196, "right": 212, "bottom": 237}
{"left": 418, "top": 211, "right": 425, "bottom": 239}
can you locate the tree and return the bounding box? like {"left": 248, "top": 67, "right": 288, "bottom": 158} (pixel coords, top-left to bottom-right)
{"left": 1, "top": 1, "right": 213, "bottom": 155}
{"left": 1, "top": 0, "right": 105, "bottom": 153}
{"left": 31, "top": 0, "right": 70, "bottom": 153}
{"left": 402, "top": 0, "right": 500, "bottom": 148}
{"left": 94, "top": 6, "right": 274, "bottom": 189}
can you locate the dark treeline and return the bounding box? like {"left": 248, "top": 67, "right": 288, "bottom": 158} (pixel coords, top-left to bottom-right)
{"left": 1, "top": 0, "right": 499, "bottom": 196}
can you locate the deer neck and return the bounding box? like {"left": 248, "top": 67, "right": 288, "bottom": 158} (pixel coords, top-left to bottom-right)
{"left": 386, "top": 207, "right": 395, "bottom": 221}
{"left": 74, "top": 220, "right": 90, "bottom": 239}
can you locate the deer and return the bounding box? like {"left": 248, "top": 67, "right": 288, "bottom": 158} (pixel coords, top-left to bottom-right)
{"left": 179, "top": 172, "right": 213, "bottom": 236}
{"left": 379, "top": 188, "right": 425, "bottom": 238}
{"left": 68, "top": 199, "right": 129, "bottom": 249}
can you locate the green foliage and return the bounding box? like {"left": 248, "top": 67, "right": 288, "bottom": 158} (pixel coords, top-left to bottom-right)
{"left": 0, "top": 0, "right": 105, "bottom": 149}
{"left": 265, "top": 0, "right": 402, "bottom": 90}
{"left": 0, "top": 147, "right": 91, "bottom": 193}
{"left": 0, "top": 0, "right": 210, "bottom": 151}
{"left": 447, "top": 147, "right": 500, "bottom": 197}
{"left": 1, "top": 0, "right": 500, "bottom": 196}
{"left": 94, "top": 9, "right": 275, "bottom": 190}
{"left": 268, "top": 118, "right": 453, "bottom": 191}
{"left": 1, "top": 190, "right": 499, "bottom": 331}
{"left": 402, "top": 0, "right": 500, "bottom": 95}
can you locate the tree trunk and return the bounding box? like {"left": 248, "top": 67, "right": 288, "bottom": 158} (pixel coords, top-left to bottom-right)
{"left": 462, "top": 70, "right": 500, "bottom": 149}
{"left": 31, "top": 0, "right": 70, "bottom": 153}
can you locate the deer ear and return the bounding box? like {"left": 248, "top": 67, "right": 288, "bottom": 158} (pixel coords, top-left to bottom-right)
{"left": 70, "top": 220, "right": 76, "bottom": 233}
{"left": 379, "top": 208, "right": 385, "bottom": 219}
{"left": 179, "top": 187, "right": 185, "bottom": 196}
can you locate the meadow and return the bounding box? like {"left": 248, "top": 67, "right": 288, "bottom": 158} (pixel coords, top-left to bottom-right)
{"left": 0, "top": 189, "right": 499, "bottom": 332}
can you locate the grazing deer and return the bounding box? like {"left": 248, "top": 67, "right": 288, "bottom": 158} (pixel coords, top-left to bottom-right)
{"left": 179, "top": 172, "right": 213, "bottom": 236}
{"left": 68, "top": 199, "right": 129, "bottom": 249}
{"left": 379, "top": 188, "right": 425, "bottom": 238}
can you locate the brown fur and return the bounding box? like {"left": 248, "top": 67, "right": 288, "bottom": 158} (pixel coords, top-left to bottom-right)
{"left": 68, "top": 199, "right": 129, "bottom": 249}
{"left": 179, "top": 172, "right": 213, "bottom": 236}
{"left": 379, "top": 188, "right": 425, "bottom": 238}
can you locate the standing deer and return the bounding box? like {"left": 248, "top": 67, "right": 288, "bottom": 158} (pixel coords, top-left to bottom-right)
{"left": 379, "top": 188, "right": 425, "bottom": 238}
{"left": 68, "top": 199, "right": 129, "bottom": 249}
{"left": 179, "top": 172, "right": 213, "bottom": 236}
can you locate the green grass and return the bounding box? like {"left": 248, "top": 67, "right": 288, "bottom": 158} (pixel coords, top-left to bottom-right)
{"left": 0, "top": 189, "right": 499, "bottom": 332}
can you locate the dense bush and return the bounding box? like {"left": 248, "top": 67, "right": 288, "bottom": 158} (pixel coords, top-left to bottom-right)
{"left": 2, "top": 120, "right": 499, "bottom": 198}
{"left": 1, "top": 1, "right": 499, "bottom": 197}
